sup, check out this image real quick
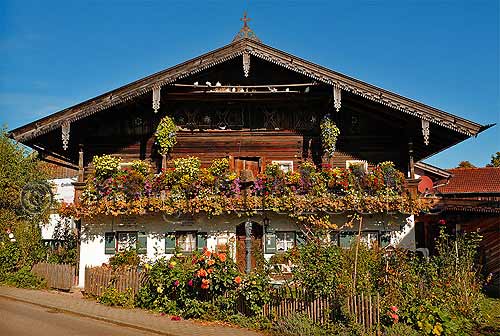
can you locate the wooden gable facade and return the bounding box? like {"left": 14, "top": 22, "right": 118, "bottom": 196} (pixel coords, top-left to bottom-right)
{"left": 8, "top": 37, "right": 492, "bottom": 180}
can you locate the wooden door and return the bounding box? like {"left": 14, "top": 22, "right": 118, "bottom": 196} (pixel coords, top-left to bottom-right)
{"left": 236, "top": 222, "right": 263, "bottom": 273}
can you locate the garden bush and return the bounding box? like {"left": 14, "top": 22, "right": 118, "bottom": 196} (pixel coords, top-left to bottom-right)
{"left": 98, "top": 287, "right": 135, "bottom": 308}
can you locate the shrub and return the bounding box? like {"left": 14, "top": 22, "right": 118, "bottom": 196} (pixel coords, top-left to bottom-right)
{"left": 383, "top": 323, "right": 420, "bottom": 336}
{"left": 108, "top": 250, "right": 141, "bottom": 270}
{"left": 155, "top": 116, "right": 177, "bottom": 155}
{"left": 98, "top": 287, "right": 135, "bottom": 308}
{"left": 3, "top": 266, "right": 46, "bottom": 289}
{"left": 272, "top": 313, "right": 329, "bottom": 336}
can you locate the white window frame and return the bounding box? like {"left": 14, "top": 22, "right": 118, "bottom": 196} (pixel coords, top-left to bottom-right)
{"left": 176, "top": 231, "right": 197, "bottom": 253}
{"left": 346, "top": 160, "right": 368, "bottom": 172}
{"left": 117, "top": 231, "right": 137, "bottom": 252}
{"left": 276, "top": 231, "right": 296, "bottom": 252}
{"left": 272, "top": 160, "right": 294, "bottom": 173}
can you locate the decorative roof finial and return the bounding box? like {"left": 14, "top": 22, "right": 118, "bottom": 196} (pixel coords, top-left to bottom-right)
{"left": 233, "top": 11, "right": 261, "bottom": 42}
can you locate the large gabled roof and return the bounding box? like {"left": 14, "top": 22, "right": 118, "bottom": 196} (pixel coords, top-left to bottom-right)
{"left": 9, "top": 37, "right": 493, "bottom": 143}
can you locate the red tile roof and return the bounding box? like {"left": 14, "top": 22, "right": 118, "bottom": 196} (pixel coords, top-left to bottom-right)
{"left": 436, "top": 167, "right": 500, "bottom": 194}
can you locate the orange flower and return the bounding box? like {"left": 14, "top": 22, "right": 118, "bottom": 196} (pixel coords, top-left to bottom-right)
{"left": 197, "top": 268, "right": 207, "bottom": 277}
{"left": 201, "top": 278, "right": 210, "bottom": 289}
{"left": 203, "top": 249, "right": 212, "bottom": 257}
{"left": 218, "top": 253, "right": 226, "bottom": 262}
{"left": 207, "top": 259, "right": 215, "bottom": 266}
{"left": 234, "top": 276, "right": 242, "bottom": 284}
{"left": 207, "top": 268, "right": 213, "bottom": 274}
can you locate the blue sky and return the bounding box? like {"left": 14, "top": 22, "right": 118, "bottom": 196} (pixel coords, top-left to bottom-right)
{"left": 1, "top": 0, "right": 498, "bottom": 168}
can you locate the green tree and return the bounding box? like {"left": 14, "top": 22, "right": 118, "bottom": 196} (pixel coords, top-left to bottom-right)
{"left": 486, "top": 152, "right": 500, "bottom": 167}
{"left": 0, "top": 128, "right": 50, "bottom": 268}
{"left": 457, "top": 161, "right": 476, "bottom": 169}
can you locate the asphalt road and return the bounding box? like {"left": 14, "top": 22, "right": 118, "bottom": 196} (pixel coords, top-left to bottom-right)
{"left": 0, "top": 297, "right": 159, "bottom": 336}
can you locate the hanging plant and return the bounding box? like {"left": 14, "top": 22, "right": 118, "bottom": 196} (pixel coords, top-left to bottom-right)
{"left": 155, "top": 116, "right": 177, "bottom": 155}
{"left": 320, "top": 114, "right": 340, "bottom": 157}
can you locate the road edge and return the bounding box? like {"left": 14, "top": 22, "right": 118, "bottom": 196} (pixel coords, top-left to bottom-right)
{"left": 0, "top": 293, "right": 175, "bottom": 336}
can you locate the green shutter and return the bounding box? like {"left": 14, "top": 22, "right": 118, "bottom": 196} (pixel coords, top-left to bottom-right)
{"left": 380, "top": 232, "right": 391, "bottom": 248}
{"left": 137, "top": 232, "right": 147, "bottom": 255}
{"left": 265, "top": 233, "right": 276, "bottom": 253}
{"left": 105, "top": 232, "right": 116, "bottom": 255}
{"left": 296, "top": 231, "right": 306, "bottom": 246}
{"left": 165, "top": 233, "right": 176, "bottom": 254}
{"left": 197, "top": 232, "right": 207, "bottom": 252}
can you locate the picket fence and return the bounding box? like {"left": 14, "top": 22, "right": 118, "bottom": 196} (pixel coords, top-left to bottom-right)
{"left": 84, "top": 266, "right": 146, "bottom": 297}
{"left": 84, "top": 266, "right": 380, "bottom": 332}
{"left": 32, "top": 262, "right": 75, "bottom": 290}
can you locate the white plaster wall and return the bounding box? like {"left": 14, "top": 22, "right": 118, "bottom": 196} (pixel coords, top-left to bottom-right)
{"left": 77, "top": 212, "right": 415, "bottom": 287}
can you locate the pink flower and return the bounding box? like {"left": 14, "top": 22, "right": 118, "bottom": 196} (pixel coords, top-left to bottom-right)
{"left": 390, "top": 305, "right": 398, "bottom": 312}
{"left": 187, "top": 279, "right": 193, "bottom": 287}
{"left": 438, "top": 219, "right": 446, "bottom": 225}
{"left": 171, "top": 316, "right": 181, "bottom": 321}
{"left": 173, "top": 280, "right": 179, "bottom": 287}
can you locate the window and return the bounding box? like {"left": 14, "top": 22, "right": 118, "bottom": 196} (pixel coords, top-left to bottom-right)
{"left": 216, "top": 234, "right": 229, "bottom": 252}
{"left": 276, "top": 232, "right": 296, "bottom": 252}
{"left": 346, "top": 160, "right": 368, "bottom": 172}
{"left": 177, "top": 232, "right": 197, "bottom": 253}
{"left": 272, "top": 160, "right": 294, "bottom": 173}
{"left": 117, "top": 232, "right": 137, "bottom": 252}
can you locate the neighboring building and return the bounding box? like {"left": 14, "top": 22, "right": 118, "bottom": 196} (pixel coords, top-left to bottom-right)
{"left": 41, "top": 177, "right": 77, "bottom": 246}
{"left": 8, "top": 16, "right": 492, "bottom": 287}
{"left": 417, "top": 167, "right": 500, "bottom": 296}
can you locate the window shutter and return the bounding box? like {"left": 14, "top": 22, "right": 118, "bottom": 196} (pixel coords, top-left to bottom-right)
{"left": 137, "top": 232, "right": 147, "bottom": 255}
{"left": 296, "top": 231, "right": 306, "bottom": 246}
{"left": 380, "top": 232, "right": 391, "bottom": 248}
{"left": 105, "top": 232, "right": 116, "bottom": 255}
{"left": 165, "top": 233, "right": 176, "bottom": 254}
{"left": 265, "top": 233, "right": 276, "bottom": 253}
{"left": 197, "top": 232, "right": 207, "bottom": 252}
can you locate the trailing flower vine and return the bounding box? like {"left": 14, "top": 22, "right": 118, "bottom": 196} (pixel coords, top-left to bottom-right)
{"left": 320, "top": 114, "right": 340, "bottom": 157}
{"left": 60, "top": 157, "right": 430, "bottom": 228}
{"left": 155, "top": 116, "right": 177, "bottom": 155}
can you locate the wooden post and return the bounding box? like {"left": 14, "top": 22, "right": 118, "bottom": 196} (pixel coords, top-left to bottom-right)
{"left": 161, "top": 154, "right": 167, "bottom": 170}
{"left": 408, "top": 141, "right": 415, "bottom": 179}
{"left": 353, "top": 216, "right": 363, "bottom": 294}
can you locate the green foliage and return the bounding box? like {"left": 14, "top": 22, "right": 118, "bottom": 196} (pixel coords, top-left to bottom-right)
{"left": 272, "top": 313, "right": 330, "bottom": 336}
{"left": 487, "top": 151, "right": 500, "bottom": 167}
{"left": 383, "top": 323, "right": 420, "bottom": 336}
{"left": 457, "top": 160, "right": 476, "bottom": 168}
{"left": 320, "top": 115, "right": 340, "bottom": 157}
{"left": 236, "top": 272, "right": 271, "bottom": 315}
{"left": 108, "top": 250, "right": 141, "bottom": 270}
{"left": 291, "top": 236, "right": 343, "bottom": 296}
{"left": 98, "top": 287, "right": 135, "bottom": 308}
{"left": 155, "top": 116, "right": 177, "bottom": 155}
{"left": 92, "top": 155, "right": 121, "bottom": 180}
{"left": 2, "top": 265, "right": 46, "bottom": 289}
{"left": 226, "top": 313, "right": 272, "bottom": 331}
{"left": 137, "top": 250, "right": 243, "bottom": 318}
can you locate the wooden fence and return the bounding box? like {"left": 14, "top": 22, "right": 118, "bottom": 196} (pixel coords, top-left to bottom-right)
{"left": 84, "top": 266, "right": 380, "bottom": 332}
{"left": 84, "top": 266, "right": 146, "bottom": 297}
{"left": 347, "top": 293, "right": 381, "bottom": 333}
{"left": 32, "top": 262, "right": 75, "bottom": 290}
{"left": 258, "top": 287, "right": 339, "bottom": 324}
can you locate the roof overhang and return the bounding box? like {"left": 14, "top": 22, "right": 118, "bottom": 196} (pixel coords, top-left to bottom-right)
{"left": 9, "top": 38, "right": 493, "bottom": 147}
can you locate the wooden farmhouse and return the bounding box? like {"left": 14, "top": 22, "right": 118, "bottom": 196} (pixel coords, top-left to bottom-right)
{"left": 8, "top": 16, "right": 493, "bottom": 286}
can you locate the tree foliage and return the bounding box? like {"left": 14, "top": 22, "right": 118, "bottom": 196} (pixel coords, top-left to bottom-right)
{"left": 486, "top": 151, "right": 500, "bottom": 167}
{"left": 457, "top": 161, "right": 476, "bottom": 169}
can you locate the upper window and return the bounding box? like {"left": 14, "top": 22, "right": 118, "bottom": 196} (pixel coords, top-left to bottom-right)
{"left": 216, "top": 234, "right": 229, "bottom": 253}
{"left": 346, "top": 160, "right": 368, "bottom": 172}
{"left": 272, "top": 160, "right": 294, "bottom": 173}
{"left": 276, "top": 231, "right": 296, "bottom": 252}
{"left": 117, "top": 232, "right": 137, "bottom": 252}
